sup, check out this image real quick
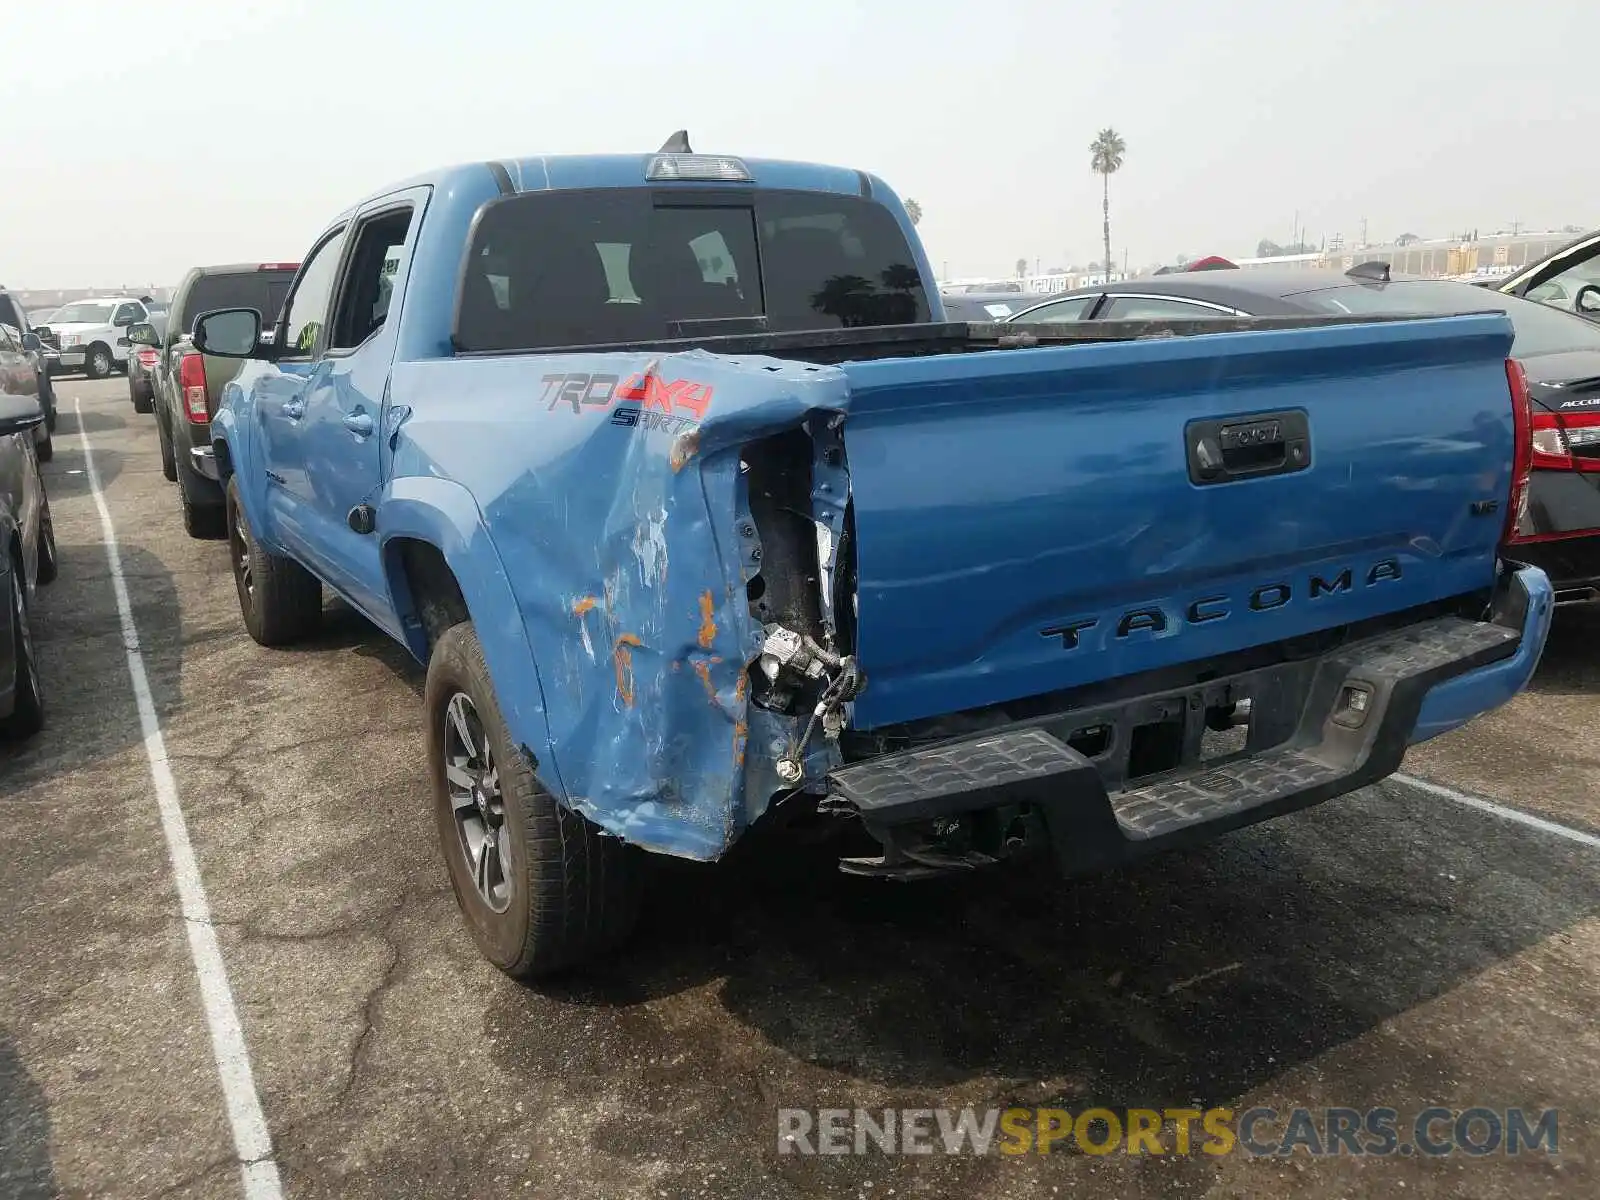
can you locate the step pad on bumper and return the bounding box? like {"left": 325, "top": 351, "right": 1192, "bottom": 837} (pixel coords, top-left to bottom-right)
{"left": 1113, "top": 748, "right": 1340, "bottom": 839}
{"left": 831, "top": 727, "right": 1092, "bottom": 824}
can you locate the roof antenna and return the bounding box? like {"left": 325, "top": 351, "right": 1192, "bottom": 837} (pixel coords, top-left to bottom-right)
{"left": 658, "top": 130, "right": 692, "bottom": 154}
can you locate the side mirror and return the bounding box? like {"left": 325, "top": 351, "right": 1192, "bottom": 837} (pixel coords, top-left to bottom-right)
{"left": 0, "top": 398, "right": 44, "bottom": 438}
{"left": 20, "top": 332, "right": 41, "bottom": 353}
{"left": 126, "top": 321, "right": 159, "bottom": 347}
{"left": 1573, "top": 284, "right": 1600, "bottom": 316}
{"left": 193, "top": 308, "right": 264, "bottom": 358}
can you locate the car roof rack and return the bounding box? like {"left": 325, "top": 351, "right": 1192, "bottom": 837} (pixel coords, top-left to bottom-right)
{"left": 658, "top": 130, "right": 693, "bottom": 153}
{"left": 1347, "top": 260, "right": 1391, "bottom": 282}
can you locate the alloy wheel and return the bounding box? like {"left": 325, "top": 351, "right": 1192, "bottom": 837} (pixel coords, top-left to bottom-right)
{"left": 442, "top": 691, "right": 511, "bottom": 913}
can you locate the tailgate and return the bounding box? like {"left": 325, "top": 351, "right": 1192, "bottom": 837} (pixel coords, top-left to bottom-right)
{"left": 837, "top": 313, "right": 1518, "bottom": 728}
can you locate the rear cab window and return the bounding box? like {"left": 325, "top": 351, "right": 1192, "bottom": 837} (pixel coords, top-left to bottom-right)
{"left": 453, "top": 187, "right": 929, "bottom": 352}
{"left": 178, "top": 269, "right": 297, "bottom": 336}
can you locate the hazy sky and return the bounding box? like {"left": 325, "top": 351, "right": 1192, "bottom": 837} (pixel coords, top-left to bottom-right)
{"left": 3, "top": 0, "right": 1593, "bottom": 288}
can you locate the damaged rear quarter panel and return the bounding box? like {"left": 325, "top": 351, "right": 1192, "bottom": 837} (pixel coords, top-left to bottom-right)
{"left": 387, "top": 349, "right": 852, "bottom": 859}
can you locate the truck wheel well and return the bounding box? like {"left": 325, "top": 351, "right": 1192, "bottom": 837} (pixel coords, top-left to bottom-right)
{"left": 391, "top": 538, "right": 468, "bottom": 659}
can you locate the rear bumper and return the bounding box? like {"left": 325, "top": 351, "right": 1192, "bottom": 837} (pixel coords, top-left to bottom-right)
{"left": 825, "top": 565, "right": 1553, "bottom": 878}
{"left": 1505, "top": 473, "right": 1600, "bottom": 601}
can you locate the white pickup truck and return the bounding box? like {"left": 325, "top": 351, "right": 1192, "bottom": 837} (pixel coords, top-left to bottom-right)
{"left": 35, "top": 295, "right": 163, "bottom": 379}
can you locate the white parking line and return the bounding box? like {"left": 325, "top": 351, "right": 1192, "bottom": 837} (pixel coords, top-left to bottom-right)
{"left": 73, "top": 401, "right": 284, "bottom": 1200}
{"left": 1392, "top": 771, "right": 1600, "bottom": 850}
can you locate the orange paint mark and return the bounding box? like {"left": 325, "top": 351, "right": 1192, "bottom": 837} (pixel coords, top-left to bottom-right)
{"left": 732, "top": 673, "right": 749, "bottom": 767}
{"left": 612, "top": 633, "right": 643, "bottom": 708}
{"left": 572, "top": 595, "right": 599, "bottom": 616}
{"left": 697, "top": 591, "right": 717, "bottom": 650}
{"left": 693, "top": 660, "right": 716, "bottom": 700}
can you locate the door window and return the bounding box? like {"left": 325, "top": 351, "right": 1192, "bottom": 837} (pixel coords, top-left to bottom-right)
{"left": 1098, "top": 295, "right": 1241, "bottom": 319}
{"left": 1009, "top": 295, "right": 1096, "bottom": 324}
{"left": 328, "top": 208, "right": 414, "bottom": 351}
{"left": 113, "top": 302, "right": 143, "bottom": 326}
{"left": 281, "top": 227, "right": 350, "bottom": 356}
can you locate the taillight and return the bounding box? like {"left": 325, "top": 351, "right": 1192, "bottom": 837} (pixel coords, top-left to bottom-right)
{"left": 1504, "top": 358, "right": 1533, "bottom": 545}
{"left": 179, "top": 352, "right": 208, "bottom": 423}
{"left": 136, "top": 348, "right": 160, "bottom": 367}
{"left": 1529, "top": 407, "right": 1600, "bottom": 473}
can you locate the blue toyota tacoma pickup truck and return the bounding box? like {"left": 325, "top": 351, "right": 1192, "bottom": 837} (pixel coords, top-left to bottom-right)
{"left": 191, "top": 135, "right": 1553, "bottom": 977}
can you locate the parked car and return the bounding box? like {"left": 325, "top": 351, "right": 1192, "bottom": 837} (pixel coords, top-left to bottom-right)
{"left": 0, "top": 288, "right": 59, "bottom": 440}
{"left": 193, "top": 141, "right": 1549, "bottom": 978}
{"left": 1490, "top": 229, "right": 1600, "bottom": 322}
{"left": 127, "top": 263, "right": 296, "bottom": 536}
{"left": 0, "top": 330, "right": 59, "bottom": 741}
{"left": 1007, "top": 265, "right": 1600, "bottom": 604}
{"left": 127, "top": 307, "right": 169, "bottom": 411}
{"left": 34, "top": 294, "right": 158, "bottom": 379}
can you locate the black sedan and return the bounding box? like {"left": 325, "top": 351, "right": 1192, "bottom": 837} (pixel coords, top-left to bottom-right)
{"left": 0, "top": 329, "right": 58, "bottom": 740}
{"left": 1006, "top": 266, "right": 1600, "bottom": 604}
{"left": 1492, "top": 228, "right": 1600, "bottom": 323}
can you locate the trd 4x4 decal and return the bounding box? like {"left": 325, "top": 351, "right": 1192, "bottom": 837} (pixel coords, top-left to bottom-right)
{"left": 539, "top": 371, "right": 715, "bottom": 429}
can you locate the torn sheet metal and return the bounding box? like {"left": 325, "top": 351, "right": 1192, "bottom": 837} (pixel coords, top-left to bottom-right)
{"left": 394, "top": 348, "right": 853, "bottom": 860}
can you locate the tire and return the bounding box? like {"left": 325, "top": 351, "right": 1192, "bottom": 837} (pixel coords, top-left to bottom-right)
{"left": 35, "top": 495, "right": 57, "bottom": 587}
{"left": 131, "top": 379, "right": 153, "bottom": 414}
{"left": 41, "top": 377, "right": 56, "bottom": 432}
{"left": 225, "top": 475, "right": 321, "bottom": 645}
{"left": 156, "top": 410, "right": 178, "bottom": 482}
{"left": 34, "top": 427, "right": 52, "bottom": 463}
{"left": 177, "top": 456, "right": 225, "bottom": 539}
{"left": 2, "top": 566, "right": 44, "bottom": 740}
{"left": 426, "top": 619, "right": 641, "bottom": 979}
{"left": 84, "top": 343, "right": 113, "bottom": 380}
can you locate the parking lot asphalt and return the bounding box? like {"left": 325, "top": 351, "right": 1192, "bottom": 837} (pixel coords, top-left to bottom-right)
{"left": 1, "top": 377, "right": 1597, "bottom": 1199}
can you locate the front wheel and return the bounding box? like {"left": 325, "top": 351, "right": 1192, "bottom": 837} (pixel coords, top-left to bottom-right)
{"left": 84, "top": 344, "right": 113, "bottom": 380}
{"left": 425, "top": 620, "right": 641, "bottom": 978}
{"left": 33, "top": 426, "right": 52, "bottom": 463}
{"left": 225, "top": 475, "right": 321, "bottom": 645}
{"left": 2, "top": 568, "right": 44, "bottom": 739}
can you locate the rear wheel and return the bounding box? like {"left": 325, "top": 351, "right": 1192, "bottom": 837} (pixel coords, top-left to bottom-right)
{"left": 41, "top": 377, "right": 56, "bottom": 432}
{"left": 84, "top": 344, "right": 112, "bottom": 380}
{"left": 155, "top": 410, "right": 178, "bottom": 481}
{"left": 2, "top": 567, "right": 44, "bottom": 740}
{"left": 131, "top": 378, "right": 153, "bottom": 414}
{"left": 226, "top": 475, "right": 321, "bottom": 645}
{"left": 426, "top": 620, "right": 641, "bottom": 978}
{"left": 33, "top": 426, "right": 52, "bottom": 463}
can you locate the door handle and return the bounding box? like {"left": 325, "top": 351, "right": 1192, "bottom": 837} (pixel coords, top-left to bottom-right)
{"left": 343, "top": 411, "right": 374, "bottom": 437}
{"left": 1186, "top": 410, "right": 1310, "bottom": 485}
{"left": 281, "top": 399, "right": 305, "bottom": 419}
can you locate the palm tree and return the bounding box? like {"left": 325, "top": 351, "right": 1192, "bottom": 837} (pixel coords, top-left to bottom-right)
{"left": 905, "top": 198, "right": 923, "bottom": 226}
{"left": 1089, "top": 128, "right": 1126, "bottom": 280}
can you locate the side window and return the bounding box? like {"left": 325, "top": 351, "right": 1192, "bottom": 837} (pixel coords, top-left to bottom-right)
{"left": 1098, "top": 295, "right": 1239, "bottom": 320}
{"left": 113, "top": 302, "right": 140, "bottom": 326}
{"left": 0, "top": 295, "right": 21, "bottom": 329}
{"left": 0, "top": 325, "right": 15, "bottom": 352}
{"left": 282, "top": 228, "right": 349, "bottom": 356}
{"left": 327, "top": 208, "right": 414, "bottom": 351}
{"left": 1010, "top": 295, "right": 1095, "bottom": 324}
